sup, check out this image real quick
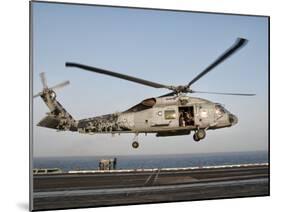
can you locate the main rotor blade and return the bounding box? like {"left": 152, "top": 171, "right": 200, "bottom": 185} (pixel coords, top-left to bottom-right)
{"left": 158, "top": 91, "right": 176, "bottom": 98}
{"left": 40, "top": 72, "right": 47, "bottom": 89}
{"left": 66, "top": 62, "right": 172, "bottom": 89}
{"left": 191, "top": 90, "right": 255, "bottom": 96}
{"left": 49, "top": 80, "right": 70, "bottom": 90}
{"left": 187, "top": 38, "right": 248, "bottom": 87}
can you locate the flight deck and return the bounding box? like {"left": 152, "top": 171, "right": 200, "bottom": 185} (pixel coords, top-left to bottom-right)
{"left": 32, "top": 163, "right": 269, "bottom": 210}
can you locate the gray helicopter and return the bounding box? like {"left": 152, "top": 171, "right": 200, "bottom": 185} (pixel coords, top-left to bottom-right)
{"left": 34, "top": 37, "right": 254, "bottom": 149}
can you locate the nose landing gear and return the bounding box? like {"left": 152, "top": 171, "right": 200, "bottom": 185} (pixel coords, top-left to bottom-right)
{"left": 193, "top": 129, "right": 206, "bottom": 142}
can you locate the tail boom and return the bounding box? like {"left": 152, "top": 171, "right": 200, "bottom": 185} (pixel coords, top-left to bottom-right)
{"left": 37, "top": 89, "right": 77, "bottom": 131}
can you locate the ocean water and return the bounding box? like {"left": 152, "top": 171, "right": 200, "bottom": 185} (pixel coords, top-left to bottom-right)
{"left": 33, "top": 151, "right": 268, "bottom": 172}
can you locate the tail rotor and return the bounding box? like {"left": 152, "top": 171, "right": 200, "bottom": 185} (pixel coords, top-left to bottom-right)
{"left": 33, "top": 72, "right": 70, "bottom": 98}
{"left": 40, "top": 72, "right": 48, "bottom": 89}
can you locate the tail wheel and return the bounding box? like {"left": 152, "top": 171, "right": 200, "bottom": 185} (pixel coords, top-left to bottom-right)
{"left": 132, "top": 141, "right": 139, "bottom": 149}
{"left": 197, "top": 129, "right": 206, "bottom": 140}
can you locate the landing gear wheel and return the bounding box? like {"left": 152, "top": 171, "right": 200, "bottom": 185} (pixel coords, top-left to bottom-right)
{"left": 197, "top": 129, "right": 206, "bottom": 140}
{"left": 132, "top": 141, "right": 139, "bottom": 149}
{"left": 193, "top": 133, "right": 200, "bottom": 142}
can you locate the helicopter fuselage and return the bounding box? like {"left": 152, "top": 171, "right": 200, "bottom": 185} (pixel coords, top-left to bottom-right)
{"left": 76, "top": 95, "right": 238, "bottom": 136}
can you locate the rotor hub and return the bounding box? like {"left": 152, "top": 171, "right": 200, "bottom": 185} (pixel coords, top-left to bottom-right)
{"left": 172, "top": 85, "right": 191, "bottom": 94}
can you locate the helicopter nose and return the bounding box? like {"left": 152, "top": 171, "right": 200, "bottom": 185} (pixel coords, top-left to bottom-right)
{"left": 229, "top": 114, "right": 238, "bottom": 125}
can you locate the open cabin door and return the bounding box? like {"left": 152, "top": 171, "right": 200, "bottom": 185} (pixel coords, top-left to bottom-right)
{"left": 178, "top": 106, "right": 195, "bottom": 127}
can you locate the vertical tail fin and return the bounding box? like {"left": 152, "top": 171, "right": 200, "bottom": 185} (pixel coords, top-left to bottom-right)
{"left": 34, "top": 73, "right": 77, "bottom": 131}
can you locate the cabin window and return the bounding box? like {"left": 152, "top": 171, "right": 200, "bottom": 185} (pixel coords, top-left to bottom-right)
{"left": 200, "top": 110, "right": 208, "bottom": 118}
{"left": 164, "top": 110, "right": 176, "bottom": 119}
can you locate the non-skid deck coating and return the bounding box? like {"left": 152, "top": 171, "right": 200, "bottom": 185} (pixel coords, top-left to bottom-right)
{"left": 32, "top": 164, "right": 269, "bottom": 211}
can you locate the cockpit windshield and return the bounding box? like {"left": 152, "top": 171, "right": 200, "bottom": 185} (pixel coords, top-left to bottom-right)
{"left": 215, "top": 104, "right": 226, "bottom": 115}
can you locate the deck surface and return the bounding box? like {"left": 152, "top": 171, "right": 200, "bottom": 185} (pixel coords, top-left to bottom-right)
{"left": 32, "top": 164, "right": 269, "bottom": 211}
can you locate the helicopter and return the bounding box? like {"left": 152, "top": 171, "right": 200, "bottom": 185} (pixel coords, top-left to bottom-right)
{"left": 34, "top": 37, "right": 255, "bottom": 149}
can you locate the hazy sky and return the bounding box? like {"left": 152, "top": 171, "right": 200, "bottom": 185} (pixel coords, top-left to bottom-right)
{"left": 32, "top": 2, "right": 268, "bottom": 157}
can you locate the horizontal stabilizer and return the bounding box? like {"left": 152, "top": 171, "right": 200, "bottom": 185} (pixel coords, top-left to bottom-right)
{"left": 37, "top": 115, "right": 61, "bottom": 129}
